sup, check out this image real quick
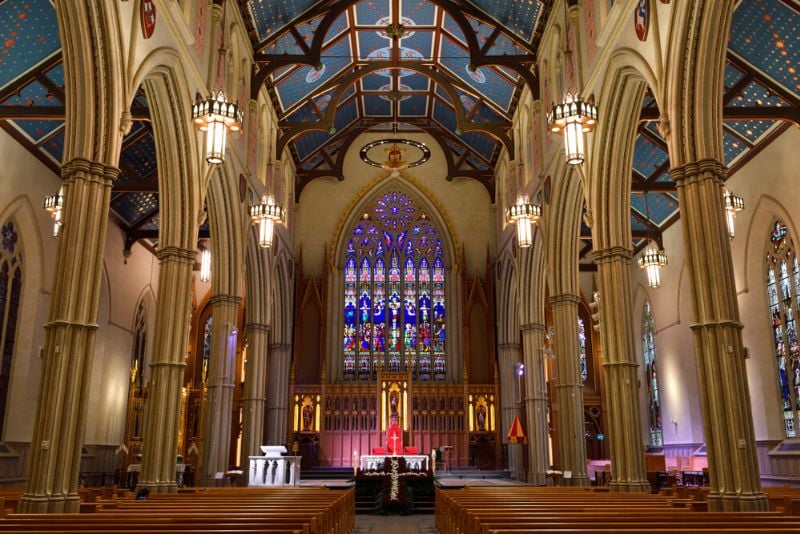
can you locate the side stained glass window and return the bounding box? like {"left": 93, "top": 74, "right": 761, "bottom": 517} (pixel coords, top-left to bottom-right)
{"left": 766, "top": 220, "right": 800, "bottom": 438}
{"left": 0, "top": 220, "right": 23, "bottom": 436}
{"left": 642, "top": 300, "right": 663, "bottom": 446}
{"left": 577, "top": 317, "right": 588, "bottom": 383}
{"left": 202, "top": 315, "right": 213, "bottom": 383}
{"left": 343, "top": 191, "right": 446, "bottom": 381}
{"left": 131, "top": 300, "right": 147, "bottom": 389}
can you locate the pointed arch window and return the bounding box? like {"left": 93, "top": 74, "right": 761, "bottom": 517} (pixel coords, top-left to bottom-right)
{"left": 577, "top": 317, "right": 588, "bottom": 383}
{"left": 642, "top": 300, "right": 662, "bottom": 446}
{"left": 343, "top": 191, "right": 446, "bottom": 381}
{"left": 0, "top": 221, "right": 23, "bottom": 436}
{"left": 766, "top": 220, "right": 800, "bottom": 438}
{"left": 202, "top": 315, "right": 213, "bottom": 383}
{"left": 131, "top": 300, "right": 147, "bottom": 389}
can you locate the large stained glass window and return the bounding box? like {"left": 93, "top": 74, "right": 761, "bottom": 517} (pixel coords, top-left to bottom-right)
{"left": 642, "top": 300, "right": 662, "bottom": 446}
{"left": 343, "top": 191, "right": 446, "bottom": 381}
{"left": 766, "top": 220, "right": 800, "bottom": 438}
{"left": 577, "top": 317, "right": 588, "bottom": 383}
{"left": 0, "top": 220, "right": 22, "bottom": 435}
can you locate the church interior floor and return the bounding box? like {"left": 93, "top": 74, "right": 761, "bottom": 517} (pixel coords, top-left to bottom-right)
{"left": 354, "top": 513, "right": 437, "bottom": 534}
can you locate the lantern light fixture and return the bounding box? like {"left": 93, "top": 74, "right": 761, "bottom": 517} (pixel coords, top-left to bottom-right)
{"left": 638, "top": 241, "right": 668, "bottom": 289}
{"left": 199, "top": 245, "right": 211, "bottom": 283}
{"left": 723, "top": 188, "right": 745, "bottom": 239}
{"left": 506, "top": 195, "right": 541, "bottom": 248}
{"left": 192, "top": 91, "right": 242, "bottom": 164}
{"left": 548, "top": 93, "right": 598, "bottom": 165}
{"left": 43, "top": 186, "right": 64, "bottom": 238}
{"left": 249, "top": 194, "right": 284, "bottom": 249}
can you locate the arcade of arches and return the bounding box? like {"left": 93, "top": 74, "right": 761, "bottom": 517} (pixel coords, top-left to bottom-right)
{"left": 0, "top": 0, "right": 797, "bottom": 517}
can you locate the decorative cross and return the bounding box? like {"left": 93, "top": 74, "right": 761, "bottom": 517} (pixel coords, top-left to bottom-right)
{"left": 390, "top": 432, "right": 399, "bottom": 456}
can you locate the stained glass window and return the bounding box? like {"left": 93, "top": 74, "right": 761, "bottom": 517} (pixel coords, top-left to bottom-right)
{"left": 202, "top": 315, "right": 213, "bottom": 383}
{"left": 642, "top": 300, "right": 662, "bottom": 446}
{"left": 343, "top": 191, "right": 446, "bottom": 381}
{"left": 0, "top": 220, "right": 22, "bottom": 436}
{"left": 766, "top": 220, "right": 800, "bottom": 438}
{"left": 577, "top": 317, "right": 588, "bottom": 383}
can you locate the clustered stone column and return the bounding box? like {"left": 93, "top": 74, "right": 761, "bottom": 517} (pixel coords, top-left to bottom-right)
{"left": 266, "top": 343, "right": 292, "bottom": 445}
{"left": 200, "top": 295, "right": 242, "bottom": 485}
{"left": 20, "top": 159, "right": 117, "bottom": 513}
{"left": 549, "top": 294, "right": 589, "bottom": 485}
{"left": 137, "top": 246, "right": 197, "bottom": 493}
{"left": 240, "top": 323, "right": 270, "bottom": 472}
{"left": 521, "top": 322, "right": 549, "bottom": 485}
{"left": 498, "top": 342, "right": 524, "bottom": 480}
{"left": 672, "top": 159, "right": 767, "bottom": 512}
{"left": 593, "top": 247, "right": 649, "bottom": 492}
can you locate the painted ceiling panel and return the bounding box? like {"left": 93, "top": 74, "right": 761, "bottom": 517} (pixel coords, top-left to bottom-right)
{"left": 286, "top": 101, "right": 319, "bottom": 123}
{"left": 39, "top": 126, "right": 64, "bottom": 163}
{"left": 729, "top": 0, "right": 798, "bottom": 98}
{"left": 110, "top": 192, "right": 158, "bottom": 227}
{"left": 300, "top": 152, "right": 325, "bottom": 170}
{"left": 729, "top": 79, "right": 789, "bottom": 107}
{"left": 294, "top": 130, "right": 330, "bottom": 161}
{"left": 442, "top": 12, "right": 467, "bottom": 43}
{"left": 9, "top": 119, "right": 60, "bottom": 143}
{"left": 0, "top": 80, "right": 58, "bottom": 107}
{"left": 438, "top": 35, "right": 515, "bottom": 111}
{"left": 469, "top": 0, "right": 543, "bottom": 43}
{"left": 466, "top": 153, "right": 490, "bottom": 171}
{"left": 723, "top": 129, "right": 748, "bottom": 165}
{"left": 261, "top": 31, "right": 306, "bottom": 55}
{"left": 334, "top": 98, "right": 359, "bottom": 131}
{"left": 355, "top": 0, "right": 391, "bottom": 24}
{"left": 724, "top": 62, "right": 747, "bottom": 92}
{"left": 274, "top": 35, "right": 352, "bottom": 111}
{"left": 461, "top": 131, "right": 497, "bottom": 162}
{"left": 631, "top": 192, "right": 678, "bottom": 228}
{"left": 486, "top": 32, "right": 527, "bottom": 56}
{"left": 400, "top": 31, "right": 435, "bottom": 60}
{"left": 363, "top": 94, "right": 392, "bottom": 116}
{"left": 725, "top": 119, "right": 776, "bottom": 144}
{"left": 248, "top": 0, "right": 320, "bottom": 41}
{"left": 632, "top": 135, "right": 669, "bottom": 179}
{"left": 399, "top": 94, "right": 428, "bottom": 116}
{"left": 402, "top": 0, "right": 437, "bottom": 24}
{"left": 361, "top": 73, "right": 388, "bottom": 91}
{"left": 401, "top": 72, "right": 430, "bottom": 91}
{"left": 0, "top": 0, "right": 59, "bottom": 89}
{"left": 321, "top": 11, "right": 350, "bottom": 45}
{"left": 120, "top": 134, "right": 158, "bottom": 180}
{"left": 432, "top": 100, "right": 458, "bottom": 132}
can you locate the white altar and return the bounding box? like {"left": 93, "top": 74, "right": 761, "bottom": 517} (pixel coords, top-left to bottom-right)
{"left": 359, "top": 454, "right": 429, "bottom": 471}
{"left": 248, "top": 446, "right": 301, "bottom": 487}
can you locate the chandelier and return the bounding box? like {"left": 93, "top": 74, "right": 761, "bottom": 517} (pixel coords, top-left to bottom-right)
{"left": 723, "top": 188, "right": 745, "bottom": 239}
{"left": 548, "top": 93, "right": 598, "bottom": 165}
{"left": 638, "top": 241, "right": 668, "bottom": 289}
{"left": 506, "top": 195, "right": 541, "bottom": 248}
{"left": 359, "top": 138, "right": 430, "bottom": 178}
{"left": 199, "top": 245, "right": 211, "bottom": 283}
{"left": 250, "top": 194, "right": 284, "bottom": 249}
{"left": 43, "top": 186, "right": 64, "bottom": 238}
{"left": 192, "top": 90, "right": 242, "bottom": 164}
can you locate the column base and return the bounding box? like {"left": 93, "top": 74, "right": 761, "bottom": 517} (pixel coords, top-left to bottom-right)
{"left": 707, "top": 492, "right": 768, "bottom": 512}
{"left": 609, "top": 480, "right": 651, "bottom": 493}
{"left": 19, "top": 493, "right": 80, "bottom": 514}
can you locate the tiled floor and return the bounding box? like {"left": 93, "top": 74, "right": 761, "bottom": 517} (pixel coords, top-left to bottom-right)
{"left": 354, "top": 514, "right": 437, "bottom": 534}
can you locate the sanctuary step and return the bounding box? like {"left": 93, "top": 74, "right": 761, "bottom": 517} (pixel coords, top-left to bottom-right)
{"left": 355, "top": 486, "right": 435, "bottom": 515}
{"left": 435, "top": 468, "right": 511, "bottom": 480}
{"left": 302, "top": 467, "right": 357, "bottom": 480}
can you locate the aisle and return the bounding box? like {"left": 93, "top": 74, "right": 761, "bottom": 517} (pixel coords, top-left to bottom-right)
{"left": 354, "top": 514, "right": 437, "bottom": 534}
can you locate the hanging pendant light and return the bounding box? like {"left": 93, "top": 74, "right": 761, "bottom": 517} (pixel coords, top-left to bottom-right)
{"left": 192, "top": 91, "right": 242, "bottom": 164}
{"left": 723, "top": 188, "right": 745, "bottom": 239}
{"left": 638, "top": 241, "right": 668, "bottom": 289}
{"left": 548, "top": 93, "right": 597, "bottom": 165}
{"left": 506, "top": 195, "right": 541, "bottom": 248}
{"left": 43, "top": 186, "right": 64, "bottom": 238}
{"left": 199, "top": 246, "right": 211, "bottom": 282}
{"left": 249, "top": 194, "right": 284, "bottom": 249}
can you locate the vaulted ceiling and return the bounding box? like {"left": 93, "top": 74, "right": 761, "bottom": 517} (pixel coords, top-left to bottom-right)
{"left": 240, "top": 0, "right": 550, "bottom": 199}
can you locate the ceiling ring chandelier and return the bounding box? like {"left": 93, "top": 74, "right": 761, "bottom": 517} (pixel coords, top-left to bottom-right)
{"left": 359, "top": 138, "right": 431, "bottom": 177}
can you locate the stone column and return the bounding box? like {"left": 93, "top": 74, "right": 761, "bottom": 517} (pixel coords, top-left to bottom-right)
{"left": 593, "top": 248, "right": 649, "bottom": 492}
{"left": 266, "top": 343, "right": 291, "bottom": 445}
{"left": 521, "top": 323, "right": 549, "bottom": 485}
{"left": 200, "top": 295, "right": 241, "bottom": 485}
{"left": 671, "top": 160, "right": 767, "bottom": 511}
{"left": 241, "top": 323, "right": 270, "bottom": 472}
{"left": 497, "top": 343, "right": 524, "bottom": 480}
{"left": 137, "top": 247, "right": 196, "bottom": 493}
{"left": 20, "top": 159, "right": 117, "bottom": 513}
{"left": 549, "top": 294, "right": 589, "bottom": 485}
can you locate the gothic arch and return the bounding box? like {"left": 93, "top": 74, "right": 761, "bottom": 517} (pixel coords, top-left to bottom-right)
{"left": 543, "top": 161, "right": 583, "bottom": 296}
{"left": 207, "top": 164, "right": 246, "bottom": 298}
{"left": 496, "top": 249, "right": 520, "bottom": 345}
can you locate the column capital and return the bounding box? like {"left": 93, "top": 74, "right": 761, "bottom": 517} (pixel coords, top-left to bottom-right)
{"left": 62, "top": 157, "right": 120, "bottom": 184}
{"left": 592, "top": 246, "right": 633, "bottom": 264}
{"left": 245, "top": 322, "right": 271, "bottom": 334}
{"left": 269, "top": 343, "right": 292, "bottom": 352}
{"left": 548, "top": 293, "right": 581, "bottom": 306}
{"left": 689, "top": 319, "right": 744, "bottom": 332}
{"left": 210, "top": 294, "right": 243, "bottom": 306}
{"left": 156, "top": 246, "right": 197, "bottom": 263}
{"left": 498, "top": 342, "right": 521, "bottom": 351}
{"left": 669, "top": 159, "right": 726, "bottom": 184}
{"left": 521, "top": 322, "right": 546, "bottom": 333}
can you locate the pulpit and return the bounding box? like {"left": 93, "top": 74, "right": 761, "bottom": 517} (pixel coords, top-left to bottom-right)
{"left": 248, "top": 446, "right": 301, "bottom": 487}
